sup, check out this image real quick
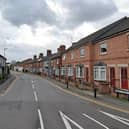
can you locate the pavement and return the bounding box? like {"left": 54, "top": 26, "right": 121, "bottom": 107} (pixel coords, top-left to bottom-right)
{"left": 0, "top": 72, "right": 16, "bottom": 94}
{"left": 47, "top": 78, "right": 129, "bottom": 112}
{"left": 0, "top": 72, "right": 128, "bottom": 129}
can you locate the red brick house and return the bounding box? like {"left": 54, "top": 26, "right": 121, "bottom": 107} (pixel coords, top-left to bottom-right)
{"left": 61, "top": 17, "right": 129, "bottom": 93}
{"left": 22, "top": 58, "right": 32, "bottom": 72}
{"left": 20, "top": 53, "right": 43, "bottom": 74}
{"left": 50, "top": 45, "right": 66, "bottom": 80}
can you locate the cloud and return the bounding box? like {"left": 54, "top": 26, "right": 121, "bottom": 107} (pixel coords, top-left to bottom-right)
{"left": 0, "top": 0, "right": 56, "bottom": 26}
{"left": 54, "top": 0, "right": 118, "bottom": 28}
{"left": 0, "top": 0, "right": 128, "bottom": 63}
{"left": 0, "top": 0, "right": 118, "bottom": 29}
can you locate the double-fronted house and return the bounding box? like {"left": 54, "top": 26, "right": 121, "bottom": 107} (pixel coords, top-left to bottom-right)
{"left": 61, "top": 16, "right": 129, "bottom": 93}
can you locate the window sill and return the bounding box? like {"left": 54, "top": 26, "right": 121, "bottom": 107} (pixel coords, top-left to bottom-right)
{"left": 100, "top": 52, "right": 107, "bottom": 56}
{"left": 80, "top": 55, "right": 85, "bottom": 57}
{"left": 126, "top": 49, "right": 129, "bottom": 52}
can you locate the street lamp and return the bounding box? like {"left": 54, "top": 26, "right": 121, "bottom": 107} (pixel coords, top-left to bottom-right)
{"left": 4, "top": 48, "right": 8, "bottom": 57}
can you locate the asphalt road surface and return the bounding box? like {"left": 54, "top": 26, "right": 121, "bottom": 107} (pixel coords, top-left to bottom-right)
{"left": 0, "top": 73, "right": 129, "bottom": 129}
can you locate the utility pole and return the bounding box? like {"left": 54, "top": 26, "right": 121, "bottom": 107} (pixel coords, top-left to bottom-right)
{"left": 4, "top": 48, "right": 8, "bottom": 57}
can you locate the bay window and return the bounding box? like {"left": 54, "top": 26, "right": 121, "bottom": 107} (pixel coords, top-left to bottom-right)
{"left": 67, "top": 66, "right": 73, "bottom": 76}
{"left": 76, "top": 65, "right": 84, "bottom": 78}
{"left": 94, "top": 66, "right": 106, "bottom": 81}
{"left": 55, "top": 68, "right": 59, "bottom": 76}
{"left": 61, "top": 66, "right": 66, "bottom": 76}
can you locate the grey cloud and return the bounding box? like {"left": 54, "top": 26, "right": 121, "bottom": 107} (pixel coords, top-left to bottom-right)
{"left": 0, "top": 0, "right": 118, "bottom": 29}
{"left": 0, "top": 0, "right": 56, "bottom": 26}
{"left": 57, "top": 0, "right": 118, "bottom": 28}
{"left": 0, "top": 42, "right": 46, "bottom": 61}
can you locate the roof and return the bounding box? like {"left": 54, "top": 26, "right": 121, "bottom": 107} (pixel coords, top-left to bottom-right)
{"left": 0, "top": 54, "right": 6, "bottom": 60}
{"left": 66, "top": 16, "right": 129, "bottom": 51}
{"left": 50, "top": 53, "right": 62, "bottom": 60}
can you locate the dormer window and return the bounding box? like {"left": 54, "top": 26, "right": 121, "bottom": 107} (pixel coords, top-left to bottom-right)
{"left": 100, "top": 43, "right": 107, "bottom": 54}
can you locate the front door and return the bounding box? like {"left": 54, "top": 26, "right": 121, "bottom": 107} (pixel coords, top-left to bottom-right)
{"left": 121, "top": 67, "right": 128, "bottom": 89}
{"left": 110, "top": 67, "right": 115, "bottom": 87}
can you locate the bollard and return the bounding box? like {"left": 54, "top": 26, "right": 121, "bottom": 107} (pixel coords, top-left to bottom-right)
{"left": 94, "top": 88, "right": 97, "bottom": 98}
{"left": 66, "top": 80, "right": 69, "bottom": 88}
{"left": 128, "top": 94, "right": 129, "bottom": 101}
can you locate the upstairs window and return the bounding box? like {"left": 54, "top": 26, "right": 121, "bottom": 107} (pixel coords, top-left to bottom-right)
{"left": 80, "top": 48, "right": 85, "bottom": 57}
{"left": 71, "top": 52, "right": 74, "bottom": 59}
{"left": 128, "top": 35, "right": 129, "bottom": 48}
{"left": 62, "top": 54, "right": 66, "bottom": 60}
{"left": 100, "top": 43, "right": 107, "bottom": 54}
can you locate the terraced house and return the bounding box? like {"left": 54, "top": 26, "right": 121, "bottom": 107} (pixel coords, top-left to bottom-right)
{"left": 0, "top": 54, "right": 7, "bottom": 80}
{"left": 50, "top": 45, "right": 66, "bottom": 79}
{"left": 61, "top": 17, "right": 129, "bottom": 93}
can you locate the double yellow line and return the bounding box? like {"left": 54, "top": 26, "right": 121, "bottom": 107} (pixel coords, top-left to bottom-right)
{"left": 48, "top": 81, "right": 129, "bottom": 114}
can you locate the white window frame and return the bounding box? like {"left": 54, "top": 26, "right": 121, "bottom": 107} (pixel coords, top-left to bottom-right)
{"left": 80, "top": 48, "right": 85, "bottom": 57}
{"left": 71, "top": 52, "right": 74, "bottom": 59}
{"left": 57, "top": 59, "right": 59, "bottom": 64}
{"left": 94, "top": 66, "right": 106, "bottom": 81}
{"left": 55, "top": 68, "right": 59, "bottom": 76}
{"left": 67, "top": 66, "right": 73, "bottom": 76}
{"left": 61, "top": 66, "right": 66, "bottom": 76}
{"left": 62, "top": 54, "right": 66, "bottom": 60}
{"left": 76, "top": 66, "right": 84, "bottom": 78}
{"left": 100, "top": 43, "right": 107, "bottom": 55}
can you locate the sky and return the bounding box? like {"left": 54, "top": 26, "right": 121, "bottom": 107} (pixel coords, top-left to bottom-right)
{"left": 0, "top": 0, "right": 129, "bottom": 62}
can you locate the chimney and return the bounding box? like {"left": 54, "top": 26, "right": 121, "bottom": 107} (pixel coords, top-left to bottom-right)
{"left": 57, "top": 47, "right": 61, "bottom": 53}
{"left": 58, "top": 45, "right": 66, "bottom": 53}
{"left": 33, "top": 55, "right": 37, "bottom": 60}
{"left": 47, "top": 50, "right": 52, "bottom": 56}
{"left": 39, "top": 53, "right": 43, "bottom": 59}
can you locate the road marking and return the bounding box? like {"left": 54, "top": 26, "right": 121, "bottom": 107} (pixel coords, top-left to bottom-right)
{"left": 83, "top": 113, "right": 109, "bottom": 129}
{"left": 48, "top": 81, "right": 129, "bottom": 114}
{"left": 32, "top": 84, "right": 35, "bottom": 89}
{"left": 33, "top": 91, "right": 38, "bottom": 102}
{"left": 100, "top": 111, "right": 129, "bottom": 126}
{"left": 38, "top": 109, "right": 45, "bottom": 129}
{"left": 59, "top": 111, "right": 84, "bottom": 129}
{"left": 32, "top": 80, "right": 34, "bottom": 83}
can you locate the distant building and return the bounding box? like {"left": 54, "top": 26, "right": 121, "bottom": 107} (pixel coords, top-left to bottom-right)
{"left": 0, "top": 54, "right": 7, "bottom": 79}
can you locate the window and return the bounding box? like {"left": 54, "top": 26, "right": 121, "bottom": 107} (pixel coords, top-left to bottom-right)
{"left": 100, "top": 43, "right": 107, "bottom": 54}
{"left": 57, "top": 59, "right": 59, "bottom": 64}
{"left": 67, "top": 66, "right": 73, "bottom": 76}
{"left": 76, "top": 65, "right": 84, "bottom": 78}
{"left": 62, "top": 54, "right": 66, "bottom": 60}
{"left": 128, "top": 35, "right": 129, "bottom": 48}
{"left": 80, "top": 48, "right": 85, "bottom": 57}
{"left": 61, "top": 66, "right": 66, "bottom": 75}
{"left": 71, "top": 52, "right": 74, "bottom": 59}
{"left": 55, "top": 68, "right": 59, "bottom": 75}
{"left": 94, "top": 66, "right": 106, "bottom": 81}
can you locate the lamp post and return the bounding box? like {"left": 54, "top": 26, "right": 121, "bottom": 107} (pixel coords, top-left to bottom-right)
{"left": 4, "top": 48, "right": 8, "bottom": 57}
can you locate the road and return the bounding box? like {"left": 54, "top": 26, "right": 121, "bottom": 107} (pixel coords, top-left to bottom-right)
{"left": 0, "top": 72, "right": 129, "bottom": 129}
